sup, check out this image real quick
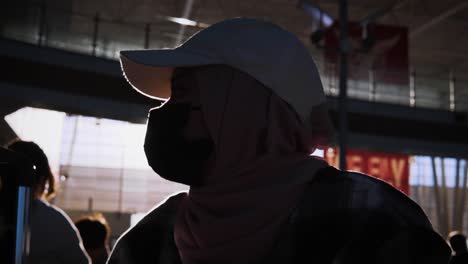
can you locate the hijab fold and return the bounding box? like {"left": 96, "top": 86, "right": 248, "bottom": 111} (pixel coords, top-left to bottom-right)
{"left": 173, "top": 66, "right": 327, "bottom": 264}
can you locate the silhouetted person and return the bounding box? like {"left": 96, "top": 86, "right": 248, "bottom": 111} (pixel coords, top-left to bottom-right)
{"left": 7, "top": 140, "right": 90, "bottom": 264}
{"left": 75, "top": 213, "right": 111, "bottom": 264}
{"left": 448, "top": 231, "right": 468, "bottom": 264}
{"left": 108, "top": 18, "right": 451, "bottom": 263}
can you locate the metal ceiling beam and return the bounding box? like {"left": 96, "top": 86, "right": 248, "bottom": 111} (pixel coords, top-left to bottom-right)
{"left": 410, "top": 1, "right": 468, "bottom": 39}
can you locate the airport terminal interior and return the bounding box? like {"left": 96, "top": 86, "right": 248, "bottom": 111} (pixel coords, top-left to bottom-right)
{"left": 2, "top": 0, "right": 468, "bottom": 256}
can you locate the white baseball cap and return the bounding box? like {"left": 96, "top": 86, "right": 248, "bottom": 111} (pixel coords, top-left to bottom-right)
{"left": 120, "top": 17, "right": 327, "bottom": 125}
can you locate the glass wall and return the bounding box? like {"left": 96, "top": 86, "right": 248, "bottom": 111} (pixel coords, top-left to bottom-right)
{"left": 5, "top": 107, "right": 187, "bottom": 214}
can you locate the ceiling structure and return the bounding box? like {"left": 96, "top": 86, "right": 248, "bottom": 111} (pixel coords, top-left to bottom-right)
{"left": 3, "top": 0, "right": 468, "bottom": 79}
{"left": 1, "top": 0, "right": 467, "bottom": 114}
{"left": 57, "top": 0, "right": 468, "bottom": 79}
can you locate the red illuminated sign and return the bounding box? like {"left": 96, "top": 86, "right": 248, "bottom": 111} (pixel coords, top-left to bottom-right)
{"left": 325, "top": 148, "right": 410, "bottom": 195}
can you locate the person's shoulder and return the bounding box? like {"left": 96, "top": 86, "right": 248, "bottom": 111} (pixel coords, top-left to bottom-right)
{"left": 33, "top": 199, "right": 87, "bottom": 244}
{"left": 302, "top": 165, "right": 431, "bottom": 227}
{"left": 295, "top": 165, "right": 450, "bottom": 263}
{"left": 314, "top": 166, "right": 416, "bottom": 205}
{"left": 33, "top": 199, "right": 74, "bottom": 226}
{"left": 134, "top": 191, "right": 186, "bottom": 228}
{"left": 108, "top": 192, "right": 186, "bottom": 264}
{"left": 119, "top": 191, "right": 186, "bottom": 241}
{"left": 312, "top": 164, "right": 397, "bottom": 190}
{"left": 342, "top": 169, "right": 429, "bottom": 222}
{"left": 343, "top": 169, "right": 399, "bottom": 191}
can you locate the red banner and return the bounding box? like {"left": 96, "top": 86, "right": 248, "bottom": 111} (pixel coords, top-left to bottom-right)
{"left": 323, "top": 22, "right": 409, "bottom": 85}
{"left": 324, "top": 148, "right": 410, "bottom": 195}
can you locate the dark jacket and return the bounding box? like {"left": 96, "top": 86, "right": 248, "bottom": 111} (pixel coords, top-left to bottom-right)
{"left": 449, "top": 253, "right": 468, "bottom": 264}
{"left": 108, "top": 165, "right": 451, "bottom": 264}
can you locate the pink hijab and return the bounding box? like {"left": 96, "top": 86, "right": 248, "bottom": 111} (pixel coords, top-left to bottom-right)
{"left": 173, "top": 65, "right": 327, "bottom": 263}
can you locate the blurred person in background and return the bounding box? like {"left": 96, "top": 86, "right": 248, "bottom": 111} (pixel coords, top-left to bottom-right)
{"left": 7, "top": 140, "right": 90, "bottom": 264}
{"left": 75, "top": 213, "right": 111, "bottom": 264}
{"left": 108, "top": 18, "right": 450, "bottom": 263}
{"left": 448, "top": 231, "right": 468, "bottom": 264}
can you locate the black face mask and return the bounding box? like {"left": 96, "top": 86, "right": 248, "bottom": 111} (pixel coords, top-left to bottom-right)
{"left": 144, "top": 103, "right": 213, "bottom": 186}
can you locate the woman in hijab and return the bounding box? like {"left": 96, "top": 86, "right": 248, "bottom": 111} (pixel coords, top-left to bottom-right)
{"left": 109, "top": 18, "right": 450, "bottom": 264}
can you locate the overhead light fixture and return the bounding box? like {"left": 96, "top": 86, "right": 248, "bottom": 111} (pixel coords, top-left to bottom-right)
{"left": 298, "top": 0, "right": 334, "bottom": 28}
{"left": 298, "top": 0, "right": 335, "bottom": 48}
{"left": 166, "top": 16, "right": 197, "bottom": 26}
{"left": 157, "top": 15, "right": 210, "bottom": 28}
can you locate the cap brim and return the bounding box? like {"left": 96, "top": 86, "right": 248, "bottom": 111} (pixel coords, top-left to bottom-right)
{"left": 120, "top": 49, "right": 219, "bottom": 100}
